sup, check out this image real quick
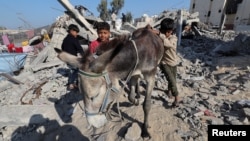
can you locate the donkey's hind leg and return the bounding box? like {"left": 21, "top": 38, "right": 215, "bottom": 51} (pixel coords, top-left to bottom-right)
{"left": 142, "top": 71, "right": 156, "bottom": 138}
{"left": 128, "top": 75, "right": 140, "bottom": 106}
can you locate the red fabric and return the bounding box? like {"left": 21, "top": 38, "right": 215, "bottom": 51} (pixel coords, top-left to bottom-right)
{"left": 89, "top": 39, "right": 101, "bottom": 54}
{"left": 7, "top": 44, "right": 15, "bottom": 52}
{"left": 15, "top": 47, "right": 23, "bottom": 53}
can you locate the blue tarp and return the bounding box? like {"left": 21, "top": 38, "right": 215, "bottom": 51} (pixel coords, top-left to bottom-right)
{"left": 0, "top": 53, "right": 27, "bottom": 73}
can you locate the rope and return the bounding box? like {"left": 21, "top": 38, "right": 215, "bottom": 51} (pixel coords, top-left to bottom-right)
{"left": 121, "top": 40, "right": 139, "bottom": 89}
{"left": 78, "top": 69, "right": 107, "bottom": 77}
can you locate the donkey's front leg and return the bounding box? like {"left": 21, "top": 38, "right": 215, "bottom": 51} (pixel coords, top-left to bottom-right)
{"left": 142, "top": 74, "right": 155, "bottom": 138}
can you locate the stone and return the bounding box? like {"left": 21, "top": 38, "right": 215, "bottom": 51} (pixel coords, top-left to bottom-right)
{"left": 215, "top": 90, "right": 227, "bottom": 96}
{"left": 243, "top": 81, "right": 250, "bottom": 90}
{"left": 183, "top": 107, "right": 192, "bottom": 113}
{"left": 207, "top": 117, "right": 224, "bottom": 125}
{"left": 232, "top": 89, "right": 240, "bottom": 95}
{"left": 196, "top": 106, "right": 207, "bottom": 112}
{"left": 237, "top": 100, "right": 250, "bottom": 107}
{"left": 218, "top": 86, "right": 228, "bottom": 92}
{"left": 152, "top": 100, "right": 163, "bottom": 106}
{"left": 176, "top": 112, "right": 186, "bottom": 119}
{"left": 206, "top": 98, "right": 217, "bottom": 106}
{"left": 217, "top": 73, "right": 231, "bottom": 81}
{"left": 230, "top": 120, "right": 243, "bottom": 125}
{"left": 194, "top": 111, "right": 204, "bottom": 117}
{"left": 198, "top": 88, "right": 210, "bottom": 93}
{"left": 242, "top": 117, "right": 249, "bottom": 125}
{"left": 125, "top": 123, "right": 141, "bottom": 141}
{"left": 224, "top": 114, "right": 238, "bottom": 123}
{"left": 190, "top": 76, "right": 205, "bottom": 81}
{"left": 198, "top": 93, "right": 209, "bottom": 99}
{"left": 191, "top": 82, "right": 199, "bottom": 89}
{"left": 243, "top": 108, "right": 250, "bottom": 119}
{"left": 151, "top": 91, "right": 159, "bottom": 98}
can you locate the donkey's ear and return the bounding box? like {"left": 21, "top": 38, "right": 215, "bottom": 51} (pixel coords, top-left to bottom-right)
{"left": 55, "top": 48, "right": 82, "bottom": 68}
{"left": 145, "top": 24, "right": 152, "bottom": 29}
{"left": 54, "top": 48, "right": 62, "bottom": 53}
{"left": 89, "top": 48, "right": 116, "bottom": 73}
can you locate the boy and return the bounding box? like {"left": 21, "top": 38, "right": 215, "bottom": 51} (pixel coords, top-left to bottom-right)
{"left": 151, "top": 18, "right": 179, "bottom": 107}
{"left": 61, "top": 24, "right": 84, "bottom": 90}
{"left": 88, "top": 22, "right": 110, "bottom": 54}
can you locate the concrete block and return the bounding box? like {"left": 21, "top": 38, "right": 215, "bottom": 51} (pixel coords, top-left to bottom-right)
{"left": 194, "top": 111, "right": 204, "bottom": 117}
{"left": 232, "top": 89, "right": 240, "bottom": 95}
{"left": 125, "top": 123, "right": 141, "bottom": 141}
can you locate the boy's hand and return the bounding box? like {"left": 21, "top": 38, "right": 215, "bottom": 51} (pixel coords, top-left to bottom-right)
{"left": 150, "top": 29, "right": 160, "bottom": 35}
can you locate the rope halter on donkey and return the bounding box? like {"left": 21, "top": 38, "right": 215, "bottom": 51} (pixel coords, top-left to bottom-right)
{"left": 78, "top": 40, "right": 139, "bottom": 117}
{"left": 78, "top": 70, "right": 119, "bottom": 116}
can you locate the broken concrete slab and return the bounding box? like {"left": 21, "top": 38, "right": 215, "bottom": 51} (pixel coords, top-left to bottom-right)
{"left": 231, "top": 89, "right": 241, "bottom": 95}
{"left": 243, "top": 108, "right": 250, "bottom": 119}
{"left": 206, "top": 117, "right": 224, "bottom": 125}
{"left": 31, "top": 59, "right": 64, "bottom": 72}
{"left": 29, "top": 46, "right": 50, "bottom": 68}
{"left": 125, "top": 123, "right": 141, "bottom": 141}
{"left": 243, "top": 81, "right": 250, "bottom": 91}
{"left": 237, "top": 100, "right": 250, "bottom": 107}
{"left": 194, "top": 111, "right": 204, "bottom": 117}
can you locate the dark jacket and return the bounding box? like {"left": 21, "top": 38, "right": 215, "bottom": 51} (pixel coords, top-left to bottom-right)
{"left": 61, "top": 34, "right": 84, "bottom": 56}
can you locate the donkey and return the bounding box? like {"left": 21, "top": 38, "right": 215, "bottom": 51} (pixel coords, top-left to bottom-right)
{"left": 55, "top": 25, "right": 164, "bottom": 137}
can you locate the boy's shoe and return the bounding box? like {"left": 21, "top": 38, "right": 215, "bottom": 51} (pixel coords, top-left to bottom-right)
{"left": 165, "top": 90, "right": 173, "bottom": 99}
{"left": 172, "top": 96, "right": 180, "bottom": 108}
{"left": 69, "top": 84, "right": 75, "bottom": 89}
{"left": 67, "top": 84, "right": 78, "bottom": 90}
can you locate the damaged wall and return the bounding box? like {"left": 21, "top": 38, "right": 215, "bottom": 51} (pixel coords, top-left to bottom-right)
{"left": 190, "top": 0, "right": 250, "bottom": 31}
{"left": 190, "top": 0, "right": 226, "bottom": 27}
{"left": 234, "top": 0, "right": 250, "bottom": 31}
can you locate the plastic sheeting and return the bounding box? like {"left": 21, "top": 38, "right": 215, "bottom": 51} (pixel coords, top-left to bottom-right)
{"left": 0, "top": 53, "right": 27, "bottom": 73}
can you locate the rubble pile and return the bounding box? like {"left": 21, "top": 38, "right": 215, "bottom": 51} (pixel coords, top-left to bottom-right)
{"left": 1, "top": 30, "right": 249, "bottom": 140}
{"left": 1, "top": 0, "right": 250, "bottom": 140}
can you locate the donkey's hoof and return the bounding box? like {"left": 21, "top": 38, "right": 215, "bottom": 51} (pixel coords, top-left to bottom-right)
{"left": 134, "top": 99, "right": 139, "bottom": 106}
{"left": 141, "top": 124, "right": 151, "bottom": 138}
{"left": 128, "top": 97, "right": 139, "bottom": 106}
{"left": 141, "top": 130, "right": 151, "bottom": 139}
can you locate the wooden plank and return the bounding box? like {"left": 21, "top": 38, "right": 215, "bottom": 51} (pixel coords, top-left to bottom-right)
{"left": 58, "top": 0, "right": 98, "bottom": 38}
{"left": 0, "top": 73, "right": 23, "bottom": 84}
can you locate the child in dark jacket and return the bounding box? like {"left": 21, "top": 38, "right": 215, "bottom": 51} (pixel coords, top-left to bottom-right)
{"left": 61, "top": 24, "right": 84, "bottom": 90}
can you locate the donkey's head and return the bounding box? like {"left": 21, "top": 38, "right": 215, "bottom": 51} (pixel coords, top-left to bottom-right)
{"left": 55, "top": 48, "right": 111, "bottom": 127}
{"left": 54, "top": 43, "right": 122, "bottom": 128}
